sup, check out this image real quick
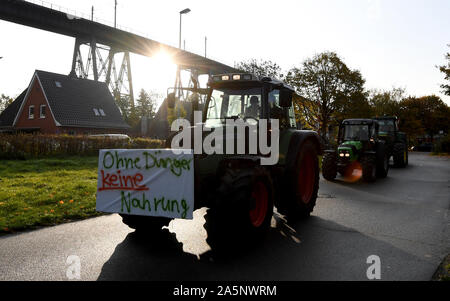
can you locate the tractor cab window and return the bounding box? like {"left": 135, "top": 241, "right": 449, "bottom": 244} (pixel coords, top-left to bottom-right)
{"left": 269, "top": 90, "right": 293, "bottom": 128}
{"left": 206, "top": 87, "right": 262, "bottom": 128}
{"left": 378, "top": 120, "right": 395, "bottom": 132}
{"left": 343, "top": 125, "right": 370, "bottom": 141}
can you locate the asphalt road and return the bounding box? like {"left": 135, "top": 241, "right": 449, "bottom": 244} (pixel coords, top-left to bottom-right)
{"left": 0, "top": 152, "right": 448, "bottom": 281}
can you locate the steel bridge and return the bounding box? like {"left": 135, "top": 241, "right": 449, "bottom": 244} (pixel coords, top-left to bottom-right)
{"left": 0, "top": 0, "right": 238, "bottom": 104}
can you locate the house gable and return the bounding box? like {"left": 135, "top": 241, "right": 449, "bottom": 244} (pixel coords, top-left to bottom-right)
{"left": 14, "top": 74, "right": 58, "bottom": 133}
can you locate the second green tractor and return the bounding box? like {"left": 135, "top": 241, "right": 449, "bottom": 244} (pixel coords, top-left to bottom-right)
{"left": 322, "top": 119, "right": 390, "bottom": 182}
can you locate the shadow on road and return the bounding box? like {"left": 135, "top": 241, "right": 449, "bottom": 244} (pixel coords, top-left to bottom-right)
{"left": 97, "top": 211, "right": 432, "bottom": 281}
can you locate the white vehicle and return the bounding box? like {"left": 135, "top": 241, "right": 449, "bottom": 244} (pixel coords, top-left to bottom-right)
{"left": 89, "top": 134, "right": 131, "bottom": 141}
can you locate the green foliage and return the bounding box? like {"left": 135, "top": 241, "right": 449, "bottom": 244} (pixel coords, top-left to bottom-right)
{"left": 285, "top": 51, "right": 365, "bottom": 136}
{"left": 135, "top": 89, "right": 159, "bottom": 120}
{"left": 114, "top": 91, "right": 132, "bottom": 121}
{"left": 333, "top": 91, "right": 373, "bottom": 124}
{"left": 235, "top": 59, "right": 284, "bottom": 79}
{"left": 438, "top": 45, "right": 450, "bottom": 96}
{"left": 0, "top": 94, "right": 13, "bottom": 112}
{"left": 433, "top": 135, "right": 450, "bottom": 153}
{"left": 0, "top": 134, "right": 164, "bottom": 158}
{"left": 399, "top": 95, "right": 450, "bottom": 140}
{"left": 369, "top": 88, "right": 404, "bottom": 117}
{"left": 167, "top": 101, "right": 187, "bottom": 126}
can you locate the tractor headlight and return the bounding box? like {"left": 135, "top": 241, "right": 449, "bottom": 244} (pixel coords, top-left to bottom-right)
{"left": 345, "top": 153, "right": 350, "bottom": 157}
{"left": 339, "top": 153, "right": 345, "bottom": 157}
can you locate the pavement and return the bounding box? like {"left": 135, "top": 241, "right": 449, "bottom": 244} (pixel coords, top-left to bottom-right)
{"left": 0, "top": 152, "right": 448, "bottom": 281}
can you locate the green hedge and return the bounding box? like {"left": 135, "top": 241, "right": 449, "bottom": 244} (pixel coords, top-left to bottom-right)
{"left": 0, "top": 134, "right": 165, "bottom": 159}
{"left": 433, "top": 135, "right": 450, "bottom": 153}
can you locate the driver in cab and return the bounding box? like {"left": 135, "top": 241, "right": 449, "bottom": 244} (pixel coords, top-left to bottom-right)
{"left": 245, "top": 96, "right": 260, "bottom": 119}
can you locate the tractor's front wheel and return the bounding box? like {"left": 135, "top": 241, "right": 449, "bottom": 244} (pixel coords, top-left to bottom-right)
{"left": 376, "top": 145, "right": 389, "bottom": 178}
{"left": 322, "top": 152, "right": 338, "bottom": 181}
{"left": 393, "top": 143, "right": 408, "bottom": 167}
{"left": 361, "top": 156, "right": 377, "bottom": 182}
{"left": 204, "top": 167, "right": 274, "bottom": 252}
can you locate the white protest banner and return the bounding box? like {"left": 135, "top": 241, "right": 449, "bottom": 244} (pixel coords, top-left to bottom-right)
{"left": 96, "top": 149, "right": 194, "bottom": 219}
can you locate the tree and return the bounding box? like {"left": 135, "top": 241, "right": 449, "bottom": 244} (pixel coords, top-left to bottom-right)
{"left": 438, "top": 45, "right": 450, "bottom": 96}
{"left": 114, "top": 92, "right": 139, "bottom": 127}
{"left": 135, "top": 89, "right": 158, "bottom": 120}
{"left": 369, "top": 87, "right": 404, "bottom": 117}
{"left": 285, "top": 51, "right": 365, "bottom": 138}
{"left": 235, "top": 59, "right": 285, "bottom": 79}
{"left": 0, "top": 94, "right": 13, "bottom": 112}
{"left": 333, "top": 91, "right": 373, "bottom": 123}
{"left": 399, "top": 95, "right": 450, "bottom": 142}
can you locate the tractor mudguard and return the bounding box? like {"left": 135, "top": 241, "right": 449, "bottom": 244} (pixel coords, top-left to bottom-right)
{"left": 285, "top": 130, "right": 323, "bottom": 173}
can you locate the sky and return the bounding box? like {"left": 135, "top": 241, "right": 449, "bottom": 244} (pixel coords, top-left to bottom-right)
{"left": 0, "top": 0, "right": 449, "bottom": 106}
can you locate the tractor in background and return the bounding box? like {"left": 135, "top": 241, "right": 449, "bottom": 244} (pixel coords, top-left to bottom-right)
{"left": 322, "top": 119, "right": 389, "bottom": 182}
{"left": 373, "top": 116, "right": 408, "bottom": 167}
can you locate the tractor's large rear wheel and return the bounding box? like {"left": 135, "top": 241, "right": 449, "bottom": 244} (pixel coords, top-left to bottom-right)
{"left": 278, "top": 140, "right": 319, "bottom": 221}
{"left": 204, "top": 167, "right": 274, "bottom": 252}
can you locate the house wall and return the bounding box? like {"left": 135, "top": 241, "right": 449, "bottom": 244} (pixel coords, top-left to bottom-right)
{"left": 15, "top": 79, "right": 58, "bottom": 133}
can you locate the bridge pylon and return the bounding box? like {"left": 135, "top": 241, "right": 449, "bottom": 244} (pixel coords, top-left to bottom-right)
{"left": 69, "top": 37, "right": 134, "bottom": 108}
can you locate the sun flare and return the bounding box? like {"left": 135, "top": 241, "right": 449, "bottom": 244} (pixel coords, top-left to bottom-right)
{"left": 131, "top": 50, "right": 178, "bottom": 107}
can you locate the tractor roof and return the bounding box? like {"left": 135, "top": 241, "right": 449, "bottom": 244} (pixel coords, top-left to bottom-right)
{"left": 209, "top": 73, "right": 295, "bottom": 92}
{"left": 342, "top": 119, "right": 378, "bottom": 126}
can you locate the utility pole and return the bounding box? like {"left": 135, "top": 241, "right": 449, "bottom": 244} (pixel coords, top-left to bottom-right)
{"left": 205, "top": 36, "right": 207, "bottom": 58}
{"left": 114, "top": 0, "right": 117, "bottom": 28}
{"left": 91, "top": 6, "right": 94, "bottom": 21}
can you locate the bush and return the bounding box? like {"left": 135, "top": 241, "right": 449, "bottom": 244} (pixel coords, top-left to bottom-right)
{"left": 433, "top": 135, "right": 450, "bottom": 153}
{"left": 0, "top": 134, "right": 165, "bottom": 159}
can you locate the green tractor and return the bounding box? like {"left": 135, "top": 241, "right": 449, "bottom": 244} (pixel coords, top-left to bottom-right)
{"left": 373, "top": 116, "right": 408, "bottom": 167}
{"left": 120, "top": 73, "right": 323, "bottom": 250}
{"left": 322, "top": 119, "right": 389, "bottom": 182}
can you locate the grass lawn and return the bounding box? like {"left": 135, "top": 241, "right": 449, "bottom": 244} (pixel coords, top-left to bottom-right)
{"left": 0, "top": 156, "right": 102, "bottom": 234}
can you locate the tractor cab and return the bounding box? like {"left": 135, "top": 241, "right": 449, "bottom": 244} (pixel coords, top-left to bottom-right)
{"left": 205, "top": 73, "right": 298, "bottom": 129}
{"left": 338, "top": 119, "right": 379, "bottom": 153}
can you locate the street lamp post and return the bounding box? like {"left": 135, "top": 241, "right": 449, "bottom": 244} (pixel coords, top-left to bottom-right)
{"left": 175, "top": 8, "right": 191, "bottom": 99}
{"left": 179, "top": 8, "right": 191, "bottom": 49}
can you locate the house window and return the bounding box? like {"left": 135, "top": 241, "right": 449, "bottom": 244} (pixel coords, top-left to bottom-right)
{"left": 93, "top": 108, "right": 100, "bottom": 116}
{"left": 55, "top": 81, "right": 62, "bottom": 88}
{"left": 99, "top": 109, "right": 106, "bottom": 116}
{"left": 40, "top": 105, "right": 46, "bottom": 118}
{"left": 28, "top": 105, "right": 35, "bottom": 119}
